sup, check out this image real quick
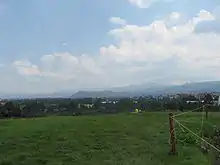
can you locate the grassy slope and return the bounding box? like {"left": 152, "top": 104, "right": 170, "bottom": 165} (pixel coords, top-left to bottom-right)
{"left": 0, "top": 112, "right": 218, "bottom": 165}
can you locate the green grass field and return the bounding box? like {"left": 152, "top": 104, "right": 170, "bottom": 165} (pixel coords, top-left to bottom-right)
{"left": 0, "top": 112, "right": 219, "bottom": 165}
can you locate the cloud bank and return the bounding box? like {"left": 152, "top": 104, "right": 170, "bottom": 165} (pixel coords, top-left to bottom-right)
{"left": 1, "top": 7, "right": 220, "bottom": 94}
{"left": 127, "top": 0, "right": 175, "bottom": 8}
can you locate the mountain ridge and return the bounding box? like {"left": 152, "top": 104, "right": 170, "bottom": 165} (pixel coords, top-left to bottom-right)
{"left": 1, "top": 81, "right": 220, "bottom": 99}
{"left": 71, "top": 81, "right": 220, "bottom": 98}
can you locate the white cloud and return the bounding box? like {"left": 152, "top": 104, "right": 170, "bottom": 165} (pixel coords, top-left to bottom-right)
{"left": 40, "top": 53, "right": 103, "bottom": 78}
{"left": 127, "top": 0, "right": 175, "bottom": 8}
{"left": 101, "top": 9, "right": 220, "bottom": 82}
{"left": 196, "top": 10, "right": 215, "bottom": 21}
{"left": 194, "top": 7, "right": 220, "bottom": 34}
{"left": 128, "top": 0, "right": 158, "bottom": 8}
{"left": 164, "top": 12, "right": 187, "bottom": 27}
{"left": 109, "top": 17, "right": 127, "bottom": 26}
{"left": 11, "top": 53, "right": 107, "bottom": 92}
{"left": 1, "top": 8, "right": 220, "bottom": 94}
{"left": 104, "top": 10, "right": 215, "bottom": 64}
{"left": 13, "top": 60, "right": 41, "bottom": 76}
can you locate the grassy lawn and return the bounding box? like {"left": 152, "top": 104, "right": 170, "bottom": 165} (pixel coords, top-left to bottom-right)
{"left": 0, "top": 112, "right": 219, "bottom": 165}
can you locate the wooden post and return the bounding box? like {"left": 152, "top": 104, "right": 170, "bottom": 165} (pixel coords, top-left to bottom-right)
{"left": 169, "top": 113, "right": 177, "bottom": 155}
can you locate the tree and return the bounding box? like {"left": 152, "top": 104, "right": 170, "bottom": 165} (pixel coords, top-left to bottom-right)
{"left": 0, "top": 102, "right": 22, "bottom": 118}
{"left": 93, "top": 98, "right": 101, "bottom": 109}
{"left": 203, "top": 93, "right": 213, "bottom": 105}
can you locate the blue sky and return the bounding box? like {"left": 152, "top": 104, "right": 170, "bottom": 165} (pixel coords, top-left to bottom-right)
{"left": 0, "top": 0, "right": 220, "bottom": 94}
{"left": 0, "top": 0, "right": 219, "bottom": 62}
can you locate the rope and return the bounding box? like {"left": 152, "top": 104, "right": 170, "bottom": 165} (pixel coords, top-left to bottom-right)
{"left": 174, "top": 118, "right": 220, "bottom": 153}
{"left": 172, "top": 106, "right": 203, "bottom": 117}
{"left": 168, "top": 103, "right": 220, "bottom": 153}
{"left": 177, "top": 122, "right": 185, "bottom": 132}
{"left": 173, "top": 104, "right": 206, "bottom": 135}
{"left": 175, "top": 119, "right": 195, "bottom": 124}
{"left": 171, "top": 111, "right": 204, "bottom": 144}
{"left": 168, "top": 106, "right": 202, "bottom": 145}
{"left": 175, "top": 122, "right": 189, "bottom": 144}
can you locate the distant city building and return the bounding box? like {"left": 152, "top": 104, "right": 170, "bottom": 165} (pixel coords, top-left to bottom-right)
{"left": 186, "top": 101, "right": 199, "bottom": 104}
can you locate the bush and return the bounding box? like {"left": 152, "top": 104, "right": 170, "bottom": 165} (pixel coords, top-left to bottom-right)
{"left": 176, "top": 131, "right": 197, "bottom": 145}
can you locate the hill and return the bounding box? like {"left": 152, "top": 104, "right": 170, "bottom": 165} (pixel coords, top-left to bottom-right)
{"left": 116, "top": 81, "right": 220, "bottom": 95}
{"left": 163, "top": 81, "right": 220, "bottom": 94}
{"left": 0, "top": 112, "right": 217, "bottom": 164}
{"left": 71, "top": 90, "right": 131, "bottom": 99}
{"left": 1, "top": 81, "right": 220, "bottom": 99}
{"left": 70, "top": 81, "right": 220, "bottom": 98}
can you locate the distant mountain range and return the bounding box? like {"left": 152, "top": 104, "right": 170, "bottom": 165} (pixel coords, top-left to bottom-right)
{"left": 71, "top": 91, "right": 131, "bottom": 99}
{"left": 162, "top": 81, "right": 220, "bottom": 94}
{"left": 1, "top": 81, "right": 220, "bottom": 99}
{"left": 71, "top": 81, "right": 220, "bottom": 98}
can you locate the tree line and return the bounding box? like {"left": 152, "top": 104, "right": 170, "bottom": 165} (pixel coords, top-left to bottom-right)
{"left": 0, "top": 93, "right": 219, "bottom": 118}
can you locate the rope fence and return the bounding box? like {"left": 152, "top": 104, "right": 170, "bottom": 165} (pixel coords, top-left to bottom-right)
{"left": 172, "top": 106, "right": 203, "bottom": 117}
{"left": 174, "top": 118, "right": 220, "bottom": 153}
{"left": 168, "top": 104, "right": 220, "bottom": 155}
